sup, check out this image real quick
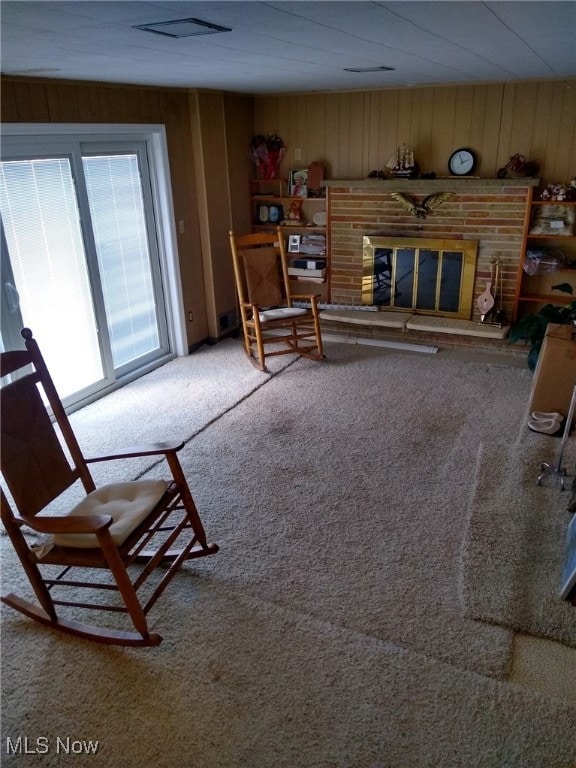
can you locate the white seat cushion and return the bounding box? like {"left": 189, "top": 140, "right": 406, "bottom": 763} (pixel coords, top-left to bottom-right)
{"left": 54, "top": 480, "right": 168, "bottom": 548}
{"left": 259, "top": 307, "right": 308, "bottom": 323}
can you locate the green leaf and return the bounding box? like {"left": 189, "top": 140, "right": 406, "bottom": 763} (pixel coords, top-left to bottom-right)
{"left": 509, "top": 294, "right": 576, "bottom": 368}
{"left": 508, "top": 312, "right": 546, "bottom": 344}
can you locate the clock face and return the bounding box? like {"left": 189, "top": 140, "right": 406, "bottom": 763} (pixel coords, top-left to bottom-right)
{"left": 449, "top": 149, "right": 476, "bottom": 176}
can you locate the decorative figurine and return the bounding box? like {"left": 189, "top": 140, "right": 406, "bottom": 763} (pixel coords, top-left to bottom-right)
{"left": 386, "top": 143, "right": 418, "bottom": 178}
{"left": 540, "top": 181, "right": 572, "bottom": 201}
{"left": 283, "top": 198, "right": 304, "bottom": 225}
{"left": 390, "top": 191, "right": 454, "bottom": 220}
{"left": 496, "top": 153, "right": 539, "bottom": 178}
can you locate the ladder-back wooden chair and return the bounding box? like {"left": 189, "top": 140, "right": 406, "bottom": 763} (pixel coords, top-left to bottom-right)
{"left": 229, "top": 228, "right": 325, "bottom": 372}
{"left": 0, "top": 328, "right": 218, "bottom": 647}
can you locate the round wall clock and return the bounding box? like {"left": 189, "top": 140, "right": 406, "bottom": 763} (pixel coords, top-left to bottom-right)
{"left": 448, "top": 148, "right": 477, "bottom": 176}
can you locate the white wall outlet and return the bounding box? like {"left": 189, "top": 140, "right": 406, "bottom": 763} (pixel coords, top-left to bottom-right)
{"left": 294, "top": 148, "right": 302, "bottom": 161}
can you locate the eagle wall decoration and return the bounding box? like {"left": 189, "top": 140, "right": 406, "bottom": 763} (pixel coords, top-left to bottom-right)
{"left": 390, "top": 191, "right": 454, "bottom": 219}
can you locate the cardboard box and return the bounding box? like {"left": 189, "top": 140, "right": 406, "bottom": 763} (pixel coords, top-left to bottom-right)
{"left": 528, "top": 324, "right": 576, "bottom": 418}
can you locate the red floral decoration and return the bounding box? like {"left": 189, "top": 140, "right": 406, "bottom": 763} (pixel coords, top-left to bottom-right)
{"left": 250, "top": 134, "right": 286, "bottom": 179}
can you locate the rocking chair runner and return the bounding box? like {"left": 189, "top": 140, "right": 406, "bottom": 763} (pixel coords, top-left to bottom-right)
{"left": 229, "top": 228, "right": 325, "bottom": 371}
{"left": 0, "top": 328, "right": 218, "bottom": 647}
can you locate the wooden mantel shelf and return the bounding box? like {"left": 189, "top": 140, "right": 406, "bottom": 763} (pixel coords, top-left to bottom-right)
{"left": 323, "top": 177, "right": 540, "bottom": 191}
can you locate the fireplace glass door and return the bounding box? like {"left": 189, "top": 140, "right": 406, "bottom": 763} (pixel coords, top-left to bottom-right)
{"left": 363, "top": 236, "right": 477, "bottom": 319}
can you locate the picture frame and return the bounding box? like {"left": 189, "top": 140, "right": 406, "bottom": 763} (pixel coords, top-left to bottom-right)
{"left": 289, "top": 168, "right": 308, "bottom": 198}
{"left": 288, "top": 234, "right": 302, "bottom": 253}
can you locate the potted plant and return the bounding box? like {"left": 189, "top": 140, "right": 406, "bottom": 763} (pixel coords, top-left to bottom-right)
{"left": 509, "top": 282, "right": 576, "bottom": 370}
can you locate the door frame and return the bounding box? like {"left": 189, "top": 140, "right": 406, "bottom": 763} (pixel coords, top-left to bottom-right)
{"left": 2, "top": 123, "right": 187, "bottom": 358}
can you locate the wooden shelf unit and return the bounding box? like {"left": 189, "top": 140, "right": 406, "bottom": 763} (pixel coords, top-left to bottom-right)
{"left": 513, "top": 192, "right": 576, "bottom": 321}
{"left": 249, "top": 178, "right": 329, "bottom": 301}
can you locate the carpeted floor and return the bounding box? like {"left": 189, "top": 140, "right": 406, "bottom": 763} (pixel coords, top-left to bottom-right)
{"left": 462, "top": 440, "right": 576, "bottom": 647}
{"left": 1, "top": 338, "right": 575, "bottom": 767}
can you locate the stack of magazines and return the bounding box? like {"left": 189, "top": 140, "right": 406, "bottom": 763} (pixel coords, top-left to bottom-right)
{"left": 298, "top": 234, "right": 326, "bottom": 256}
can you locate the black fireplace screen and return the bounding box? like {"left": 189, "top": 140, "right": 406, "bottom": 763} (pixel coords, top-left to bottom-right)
{"left": 363, "top": 236, "right": 478, "bottom": 319}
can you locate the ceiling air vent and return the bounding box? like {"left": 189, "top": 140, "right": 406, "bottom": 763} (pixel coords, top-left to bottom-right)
{"left": 134, "top": 18, "right": 232, "bottom": 38}
{"left": 343, "top": 66, "right": 395, "bottom": 73}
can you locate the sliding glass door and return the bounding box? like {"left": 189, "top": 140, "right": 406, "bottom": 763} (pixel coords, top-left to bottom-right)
{"left": 0, "top": 136, "right": 171, "bottom": 409}
{"left": 82, "top": 147, "right": 166, "bottom": 373}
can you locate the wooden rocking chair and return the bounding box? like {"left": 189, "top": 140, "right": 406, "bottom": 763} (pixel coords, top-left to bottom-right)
{"left": 0, "top": 328, "right": 218, "bottom": 647}
{"left": 229, "top": 228, "right": 325, "bottom": 372}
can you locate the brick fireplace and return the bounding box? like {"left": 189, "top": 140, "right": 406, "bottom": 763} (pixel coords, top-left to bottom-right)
{"left": 324, "top": 178, "right": 538, "bottom": 325}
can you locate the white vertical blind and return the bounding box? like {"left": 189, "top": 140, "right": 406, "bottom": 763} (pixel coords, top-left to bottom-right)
{"left": 0, "top": 129, "right": 176, "bottom": 411}
{"left": 0, "top": 158, "right": 103, "bottom": 397}
{"left": 82, "top": 153, "right": 160, "bottom": 368}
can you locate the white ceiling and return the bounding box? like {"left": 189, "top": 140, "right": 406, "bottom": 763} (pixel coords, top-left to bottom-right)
{"left": 2, "top": 1, "right": 575, "bottom": 95}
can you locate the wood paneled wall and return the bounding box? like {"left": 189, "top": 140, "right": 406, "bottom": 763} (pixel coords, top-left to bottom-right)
{"left": 186, "top": 90, "right": 254, "bottom": 339}
{"left": 3, "top": 76, "right": 575, "bottom": 351}
{"left": 255, "top": 81, "right": 576, "bottom": 186}
{"left": 1, "top": 77, "right": 254, "bottom": 348}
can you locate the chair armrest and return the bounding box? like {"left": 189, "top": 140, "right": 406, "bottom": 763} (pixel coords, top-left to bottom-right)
{"left": 290, "top": 293, "right": 321, "bottom": 300}
{"left": 18, "top": 515, "right": 113, "bottom": 535}
{"left": 85, "top": 441, "right": 185, "bottom": 463}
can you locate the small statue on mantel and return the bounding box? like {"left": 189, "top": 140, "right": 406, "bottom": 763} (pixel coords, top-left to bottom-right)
{"left": 386, "top": 143, "right": 418, "bottom": 178}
